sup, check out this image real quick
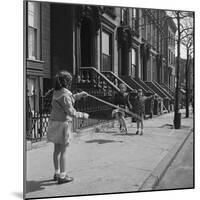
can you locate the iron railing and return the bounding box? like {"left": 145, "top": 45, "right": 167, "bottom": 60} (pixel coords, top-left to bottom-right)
{"left": 101, "top": 71, "right": 135, "bottom": 93}
{"left": 26, "top": 67, "right": 121, "bottom": 141}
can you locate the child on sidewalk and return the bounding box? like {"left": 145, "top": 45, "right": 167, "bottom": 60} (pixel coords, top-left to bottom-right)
{"left": 130, "top": 89, "right": 154, "bottom": 135}
{"left": 112, "top": 83, "right": 131, "bottom": 134}
{"left": 47, "top": 70, "right": 89, "bottom": 184}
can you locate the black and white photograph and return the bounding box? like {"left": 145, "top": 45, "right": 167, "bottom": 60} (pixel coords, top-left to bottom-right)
{"left": 24, "top": 0, "right": 194, "bottom": 199}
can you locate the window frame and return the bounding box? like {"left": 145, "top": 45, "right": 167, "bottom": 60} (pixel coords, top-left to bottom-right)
{"left": 27, "top": 2, "right": 41, "bottom": 60}
{"left": 131, "top": 48, "right": 137, "bottom": 78}
{"left": 101, "top": 28, "right": 114, "bottom": 72}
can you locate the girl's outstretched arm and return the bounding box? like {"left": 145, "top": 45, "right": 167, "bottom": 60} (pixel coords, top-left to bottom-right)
{"left": 61, "top": 94, "right": 88, "bottom": 119}
{"left": 73, "top": 91, "right": 88, "bottom": 101}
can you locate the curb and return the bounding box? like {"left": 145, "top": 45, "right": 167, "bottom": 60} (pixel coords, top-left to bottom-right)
{"left": 138, "top": 127, "right": 193, "bottom": 191}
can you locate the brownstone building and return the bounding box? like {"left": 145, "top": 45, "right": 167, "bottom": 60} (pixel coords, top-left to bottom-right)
{"left": 25, "top": 1, "right": 176, "bottom": 140}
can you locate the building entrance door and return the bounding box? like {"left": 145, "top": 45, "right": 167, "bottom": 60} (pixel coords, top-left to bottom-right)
{"left": 81, "top": 18, "right": 93, "bottom": 67}
{"left": 121, "top": 44, "right": 129, "bottom": 76}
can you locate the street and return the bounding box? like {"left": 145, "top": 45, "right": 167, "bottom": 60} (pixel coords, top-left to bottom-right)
{"left": 155, "top": 130, "right": 194, "bottom": 190}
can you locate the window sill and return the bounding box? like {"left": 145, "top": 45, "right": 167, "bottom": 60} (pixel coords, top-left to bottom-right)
{"left": 27, "top": 58, "right": 45, "bottom": 64}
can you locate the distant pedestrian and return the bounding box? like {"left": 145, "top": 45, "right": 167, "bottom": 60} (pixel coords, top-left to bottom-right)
{"left": 130, "top": 89, "right": 154, "bottom": 135}
{"left": 112, "top": 83, "right": 131, "bottom": 134}
{"left": 47, "top": 70, "right": 89, "bottom": 184}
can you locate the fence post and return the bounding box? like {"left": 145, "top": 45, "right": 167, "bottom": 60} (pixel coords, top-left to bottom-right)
{"left": 33, "top": 89, "right": 36, "bottom": 139}
{"left": 39, "top": 89, "right": 43, "bottom": 139}
{"left": 26, "top": 89, "right": 32, "bottom": 140}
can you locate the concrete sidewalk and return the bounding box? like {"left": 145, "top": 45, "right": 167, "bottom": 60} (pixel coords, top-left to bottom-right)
{"left": 25, "top": 111, "right": 193, "bottom": 199}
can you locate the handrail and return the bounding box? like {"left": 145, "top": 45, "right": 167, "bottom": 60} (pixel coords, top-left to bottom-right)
{"left": 146, "top": 81, "right": 168, "bottom": 99}
{"left": 130, "top": 77, "right": 149, "bottom": 93}
{"left": 101, "top": 71, "right": 135, "bottom": 92}
{"left": 161, "top": 83, "right": 175, "bottom": 95}
{"left": 134, "top": 78, "right": 154, "bottom": 93}
{"left": 154, "top": 82, "right": 174, "bottom": 99}
{"left": 79, "top": 67, "right": 120, "bottom": 92}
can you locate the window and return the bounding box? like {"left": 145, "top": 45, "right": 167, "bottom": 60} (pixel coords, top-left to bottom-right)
{"left": 133, "top": 8, "right": 136, "bottom": 18}
{"left": 147, "top": 19, "right": 151, "bottom": 43}
{"left": 141, "top": 13, "right": 146, "bottom": 38}
{"left": 121, "top": 8, "right": 128, "bottom": 25}
{"left": 172, "top": 52, "right": 174, "bottom": 65}
{"left": 168, "top": 31, "right": 171, "bottom": 45}
{"left": 28, "top": 2, "right": 40, "bottom": 60}
{"left": 131, "top": 49, "right": 136, "bottom": 77}
{"left": 102, "top": 31, "right": 112, "bottom": 71}
{"left": 27, "top": 77, "right": 40, "bottom": 113}
{"left": 152, "top": 57, "right": 157, "bottom": 81}
{"left": 102, "top": 32, "right": 110, "bottom": 55}
{"left": 131, "top": 8, "right": 139, "bottom": 32}
{"left": 152, "top": 25, "right": 156, "bottom": 48}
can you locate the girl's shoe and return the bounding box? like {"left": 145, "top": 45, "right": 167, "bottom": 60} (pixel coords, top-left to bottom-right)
{"left": 140, "top": 131, "right": 144, "bottom": 135}
{"left": 121, "top": 128, "right": 127, "bottom": 134}
{"left": 124, "top": 127, "right": 128, "bottom": 134}
{"left": 53, "top": 173, "right": 60, "bottom": 181}
{"left": 58, "top": 175, "right": 74, "bottom": 184}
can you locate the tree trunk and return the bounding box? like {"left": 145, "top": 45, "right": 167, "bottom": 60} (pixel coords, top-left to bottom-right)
{"left": 185, "top": 48, "right": 189, "bottom": 118}
{"left": 174, "top": 12, "right": 181, "bottom": 129}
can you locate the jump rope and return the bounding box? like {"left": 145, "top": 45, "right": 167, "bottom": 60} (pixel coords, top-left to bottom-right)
{"left": 46, "top": 76, "right": 142, "bottom": 128}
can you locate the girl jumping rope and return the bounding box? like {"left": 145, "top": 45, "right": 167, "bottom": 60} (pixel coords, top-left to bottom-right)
{"left": 47, "top": 70, "right": 89, "bottom": 184}
{"left": 130, "top": 89, "right": 154, "bottom": 135}
{"left": 112, "top": 83, "right": 131, "bottom": 134}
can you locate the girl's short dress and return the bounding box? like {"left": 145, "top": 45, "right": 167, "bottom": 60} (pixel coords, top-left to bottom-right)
{"left": 47, "top": 120, "right": 72, "bottom": 145}
{"left": 112, "top": 92, "right": 130, "bottom": 118}
{"left": 47, "top": 88, "right": 84, "bottom": 145}
{"left": 111, "top": 108, "right": 125, "bottom": 118}
{"left": 132, "top": 96, "right": 152, "bottom": 117}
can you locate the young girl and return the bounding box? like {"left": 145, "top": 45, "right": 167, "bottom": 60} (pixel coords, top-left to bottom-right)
{"left": 112, "top": 83, "right": 131, "bottom": 134}
{"left": 47, "top": 70, "right": 89, "bottom": 184}
{"left": 130, "top": 89, "right": 154, "bottom": 135}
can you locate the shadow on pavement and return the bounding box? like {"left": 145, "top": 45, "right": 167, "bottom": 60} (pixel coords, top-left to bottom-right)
{"left": 26, "top": 179, "right": 56, "bottom": 193}
{"left": 103, "top": 130, "right": 118, "bottom": 134}
{"left": 113, "top": 133, "right": 137, "bottom": 136}
{"left": 85, "top": 139, "right": 123, "bottom": 144}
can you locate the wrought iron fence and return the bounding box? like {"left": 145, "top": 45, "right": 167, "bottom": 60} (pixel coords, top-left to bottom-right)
{"left": 26, "top": 68, "right": 119, "bottom": 142}
{"left": 26, "top": 89, "right": 109, "bottom": 142}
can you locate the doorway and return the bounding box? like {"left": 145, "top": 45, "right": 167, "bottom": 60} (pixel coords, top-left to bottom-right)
{"left": 81, "top": 18, "right": 93, "bottom": 67}
{"left": 121, "top": 44, "right": 129, "bottom": 76}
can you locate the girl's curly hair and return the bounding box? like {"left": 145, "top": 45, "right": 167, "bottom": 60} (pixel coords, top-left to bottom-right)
{"left": 54, "top": 70, "right": 72, "bottom": 90}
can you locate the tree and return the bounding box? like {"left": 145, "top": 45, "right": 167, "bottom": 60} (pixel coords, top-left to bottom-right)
{"left": 167, "top": 10, "right": 194, "bottom": 127}
{"left": 181, "top": 16, "right": 194, "bottom": 118}
{"left": 132, "top": 9, "right": 194, "bottom": 124}
{"left": 174, "top": 11, "right": 181, "bottom": 129}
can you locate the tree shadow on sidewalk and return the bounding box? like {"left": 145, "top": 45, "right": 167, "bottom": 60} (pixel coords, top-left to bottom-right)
{"left": 26, "top": 179, "right": 57, "bottom": 193}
